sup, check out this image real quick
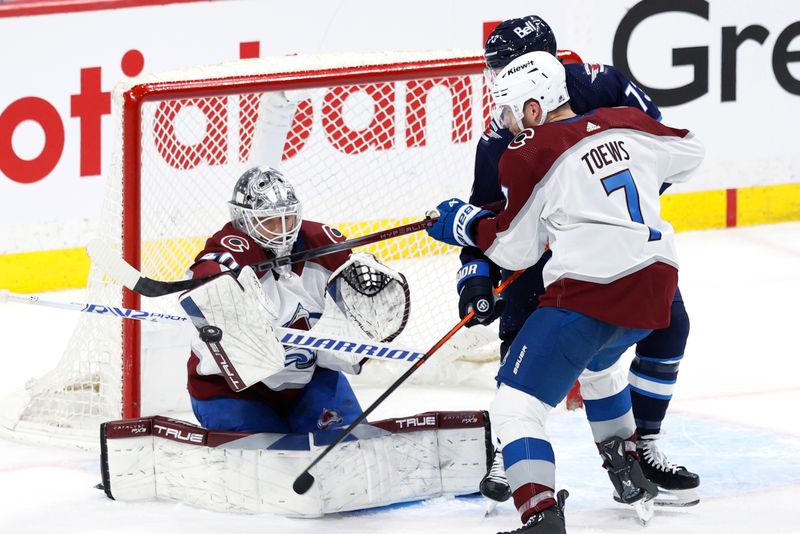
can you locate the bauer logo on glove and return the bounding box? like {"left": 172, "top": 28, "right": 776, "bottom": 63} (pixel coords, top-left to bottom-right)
{"left": 426, "top": 198, "right": 494, "bottom": 248}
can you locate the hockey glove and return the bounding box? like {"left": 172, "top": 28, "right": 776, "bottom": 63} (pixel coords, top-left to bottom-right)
{"left": 179, "top": 267, "right": 285, "bottom": 392}
{"left": 457, "top": 260, "right": 504, "bottom": 327}
{"left": 427, "top": 198, "right": 492, "bottom": 248}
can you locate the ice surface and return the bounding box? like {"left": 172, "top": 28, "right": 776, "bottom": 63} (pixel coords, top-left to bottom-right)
{"left": 1, "top": 223, "right": 799, "bottom": 533}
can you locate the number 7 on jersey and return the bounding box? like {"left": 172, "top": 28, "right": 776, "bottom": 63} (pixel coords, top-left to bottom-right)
{"left": 601, "top": 169, "right": 662, "bottom": 242}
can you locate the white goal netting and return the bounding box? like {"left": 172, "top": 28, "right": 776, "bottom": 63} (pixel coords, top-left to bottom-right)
{"left": 3, "top": 50, "right": 506, "bottom": 442}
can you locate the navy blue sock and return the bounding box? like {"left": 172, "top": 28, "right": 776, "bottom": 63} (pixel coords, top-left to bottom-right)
{"left": 630, "top": 294, "right": 689, "bottom": 436}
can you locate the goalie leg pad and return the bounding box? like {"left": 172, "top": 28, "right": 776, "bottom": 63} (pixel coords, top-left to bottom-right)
{"left": 101, "top": 411, "right": 491, "bottom": 516}
{"left": 101, "top": 416, "right": 323, "bottom": 516}
{"left": 314, "top": 411, "right": 491, "bottom": 512}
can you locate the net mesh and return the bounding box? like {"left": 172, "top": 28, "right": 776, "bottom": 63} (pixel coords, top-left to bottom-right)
{"left": 5, "top": 51, "right": 504, "bottom": 440}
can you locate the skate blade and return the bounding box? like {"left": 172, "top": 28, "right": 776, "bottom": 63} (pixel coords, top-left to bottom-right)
{"left": 484, "top": 498, "right": 499, "bottom": 517}
{"left": 653, "top": 488, "right": 700, "bottom": 507}
{"left": 632, "top": 497, "right": 655, "bottom": 525}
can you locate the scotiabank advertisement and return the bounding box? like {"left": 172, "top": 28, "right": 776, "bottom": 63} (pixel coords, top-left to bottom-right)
{"left": 1, "top": 0, "right": 799, "bottom": 256}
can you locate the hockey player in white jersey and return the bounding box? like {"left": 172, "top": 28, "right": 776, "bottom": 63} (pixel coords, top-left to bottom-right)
{"left": 471, "top": 16, "right": 699, "bottom": 509}
{"left": 426, "top": 51, "right": 704, "bottom": 532}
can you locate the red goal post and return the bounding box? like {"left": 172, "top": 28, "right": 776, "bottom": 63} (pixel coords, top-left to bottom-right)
{"left": 4, "top": 50, "right": 513, "bottom": 443}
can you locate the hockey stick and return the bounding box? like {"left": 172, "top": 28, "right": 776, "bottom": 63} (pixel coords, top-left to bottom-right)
{"left": 86, "top": 202, "right": 505, "bottom": 298}
{"left": 0, "top": 289, "right": 424, "bottom": 364}
{"left": 292, "top": 268, "right": 525, "bottom": 495}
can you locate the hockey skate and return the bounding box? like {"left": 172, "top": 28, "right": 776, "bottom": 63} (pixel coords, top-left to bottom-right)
{"left": 481, "top": 448, "right": 512, "bottom": 515}
{"left": 634, "top": 434, "right": 700, "bottom": 507}
{"left": 497, "top": 490, "right": 569, "bottom": 534}
{"left": 599, "top": 436, "right": 658, "bottom": 525}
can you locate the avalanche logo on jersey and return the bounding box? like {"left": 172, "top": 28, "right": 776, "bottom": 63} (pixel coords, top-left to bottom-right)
{"left": 283, "top": 303, "right": 317, "bottom": 369}
{"left": 317, "top": 408, "right": 343, "bottom": 430}
{"left": 220, "top": 235, "right": 250, "bottom": 253}
{"left": 583, "top": 63, "right": 605, "bottom": 84}
{"left": 322, "top": 224, "right": 345, "bottom": 243}
{"left": 509, "top": 129, "right": 535, "bottom": 150}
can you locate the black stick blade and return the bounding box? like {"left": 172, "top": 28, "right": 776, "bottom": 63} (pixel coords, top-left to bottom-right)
{"left": 293, "top": 471, "right": 315, "bottom": 495}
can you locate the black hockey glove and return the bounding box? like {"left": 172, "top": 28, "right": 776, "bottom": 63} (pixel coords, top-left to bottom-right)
{"left": 457, "top": 261, "right": 504, "bottom": 327}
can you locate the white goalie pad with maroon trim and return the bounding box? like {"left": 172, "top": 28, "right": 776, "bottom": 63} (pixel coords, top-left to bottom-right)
{"left": 100, "top": 411, "right": 491, "bottom": 516}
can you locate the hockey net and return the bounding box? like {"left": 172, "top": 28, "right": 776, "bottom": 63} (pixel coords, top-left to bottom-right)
{"left": 2, "top": 50, "right": 510, "bottom": 443}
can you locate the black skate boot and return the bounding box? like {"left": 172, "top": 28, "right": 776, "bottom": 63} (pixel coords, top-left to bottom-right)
{"left": 599, "top": 436, "right": 658, "bottom": 524}
{"left": 636, "top": 434, "right": 700, "bottom": 507}
{"left": 497, "top": 489, "right": 569, "bottom": 534}
{"left": 481, "top": 448, "right": 512, "bottom": 502}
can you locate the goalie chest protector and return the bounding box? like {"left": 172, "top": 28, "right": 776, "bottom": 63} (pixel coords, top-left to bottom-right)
{"left": 187, "top": 220, "right": 352, "bottom": 400}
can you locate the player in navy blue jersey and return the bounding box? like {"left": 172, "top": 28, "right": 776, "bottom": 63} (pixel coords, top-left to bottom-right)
{"left": 461, "top": 15, "right": 699, "bottom": 508}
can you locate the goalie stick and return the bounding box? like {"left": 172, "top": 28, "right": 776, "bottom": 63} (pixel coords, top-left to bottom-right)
{"left": 292, "top": 268, "right": 525, "bottom": 495}
{"left": 86, "top": 202, "right": 504, "bottom": 298}
{"left": 0, "top": 289, "right": 424, "bottom": 365}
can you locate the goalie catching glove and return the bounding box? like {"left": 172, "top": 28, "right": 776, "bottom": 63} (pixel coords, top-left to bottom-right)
{"left": 179, "top": 266, "right": 285, "bottom": 391}
{"left": 313, "top": 252, "right": 410, "bottom": 374}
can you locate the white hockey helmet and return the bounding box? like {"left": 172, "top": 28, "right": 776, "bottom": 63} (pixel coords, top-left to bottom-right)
{"left": 490, "top": 50, "right": 570, "bottom": 131}
{"left": 228, "top": 166, "right": 302, "bottom": 257}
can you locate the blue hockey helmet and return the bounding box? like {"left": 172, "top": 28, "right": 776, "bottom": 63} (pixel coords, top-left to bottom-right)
{"left": 484, "top": 16, "right": 557, "bottom": 71}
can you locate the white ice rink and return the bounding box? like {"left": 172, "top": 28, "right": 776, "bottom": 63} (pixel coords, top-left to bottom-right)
{"left": 1, "top": 222, "right": 799, "bottom": 534}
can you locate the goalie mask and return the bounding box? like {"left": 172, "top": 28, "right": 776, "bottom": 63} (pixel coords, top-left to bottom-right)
{"left": 228, "top": 166, "right": 303, "bottom": 258}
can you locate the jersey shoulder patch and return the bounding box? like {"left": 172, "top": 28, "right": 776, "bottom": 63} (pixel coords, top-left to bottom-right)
{"left": 508, "top": 128, "right": 535, "bottom": 150}
{"left": 299, "top": 220, "right": 351, "bottom": 273}
{"left": 582, "top": 63, "right": 606, "bottom": 83}
{"left": 191, "top": 223, "right": 269, "bottom": 277}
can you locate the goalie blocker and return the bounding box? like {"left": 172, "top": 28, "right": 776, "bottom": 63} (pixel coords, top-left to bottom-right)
{"left": 100, "top": 410, "right": 491, "bottom": 516}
